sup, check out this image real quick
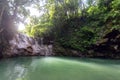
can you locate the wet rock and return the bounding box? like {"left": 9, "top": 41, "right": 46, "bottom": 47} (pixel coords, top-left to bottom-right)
{"left": 2, "top": 33, "right": 53, "bottom": 57}
{"left": 90, "top": 29, "right": 120, "bottom": 58}
{"left": 53, "top": 44, "right": 85, "bottom": 57}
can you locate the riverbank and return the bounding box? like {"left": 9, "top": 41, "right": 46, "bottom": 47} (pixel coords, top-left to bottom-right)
{"left": 0, "top": 30, "right": 120, "bottom": 59}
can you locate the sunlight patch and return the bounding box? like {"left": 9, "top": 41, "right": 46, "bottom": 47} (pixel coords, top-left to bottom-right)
{"left": 18, "top": 23, "right": 25, "bottom": 31}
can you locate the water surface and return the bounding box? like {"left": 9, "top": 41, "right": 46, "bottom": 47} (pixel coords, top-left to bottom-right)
{"left": 0, "top": 57, "right": 120, "bottom": 80}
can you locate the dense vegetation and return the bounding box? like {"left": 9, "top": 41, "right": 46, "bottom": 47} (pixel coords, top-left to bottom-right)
{"left": 25, "top": 0, "right": 120, "bottom": 52}
{"left": 0, "top": 0, "right": 120, "bottom": 57}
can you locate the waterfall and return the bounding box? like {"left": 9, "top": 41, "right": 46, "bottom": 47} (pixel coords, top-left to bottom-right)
{"left": 40, "top": 37, "right": 43, "bottom": 47}
{"left": 44, "top": 45, "right": 53, "bottom": 56}
{"left": 40, "top": 37, "right": 53, "bottom": 56}
{"left": 48, "top": 45, "right": 53, "bottom": 56}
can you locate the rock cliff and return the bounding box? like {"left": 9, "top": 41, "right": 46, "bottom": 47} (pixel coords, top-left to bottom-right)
{"left": 2, "top": 33, "right": 53, "bottom": 57}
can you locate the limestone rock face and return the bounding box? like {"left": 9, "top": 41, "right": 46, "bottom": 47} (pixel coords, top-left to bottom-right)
{"left": 90, "top": 29, "right": 120, "bottom": 58}
{"left": 3, "top": 33, "right": 53, "bottom": 57}
{"left": 95, "top": 30, "right": 120, "bottom": 53}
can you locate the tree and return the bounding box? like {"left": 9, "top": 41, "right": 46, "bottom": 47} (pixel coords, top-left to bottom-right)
{"left": 0, "top": 0, "right": 40, "bottom": 56}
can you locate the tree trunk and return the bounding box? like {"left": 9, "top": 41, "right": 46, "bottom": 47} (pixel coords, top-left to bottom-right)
{"left": 0, "top": 1, "right": 16, "bottom": 57}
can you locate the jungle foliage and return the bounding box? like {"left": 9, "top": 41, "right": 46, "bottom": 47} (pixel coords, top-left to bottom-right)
{"left": 0, "top": 0, "right": 119, "bottom": 54}
{"left": 25, "top": 0, "right": 120, "bottom": 52}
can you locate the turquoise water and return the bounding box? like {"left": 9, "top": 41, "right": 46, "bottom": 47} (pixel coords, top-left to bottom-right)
{"left": 0, "top": 57, "right": 120, "bottom": 80}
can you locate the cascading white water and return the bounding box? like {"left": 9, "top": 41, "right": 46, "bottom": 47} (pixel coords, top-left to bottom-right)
{"left": 40, "top": 37, "right": 53, "bottom": 56}
{"left": 40, "top": 37, "right": 43, "bottom": 47}
{"left": 47, "top": 45, "right": 53, "bottom": 56}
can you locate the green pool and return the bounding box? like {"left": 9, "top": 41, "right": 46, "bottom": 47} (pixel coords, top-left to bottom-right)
{"left": 0, "top": 57, "right": 120, "bottom": 80}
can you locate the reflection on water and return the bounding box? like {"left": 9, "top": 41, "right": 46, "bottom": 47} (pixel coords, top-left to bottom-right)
{"left": 8, "top": 64, "right": 25, "bottom": 80}
{"left": 0, "top": 57, "right": 32, "bottom": 80}
{"left": 0, "top": 57, "right": 120, "bottom": 80}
